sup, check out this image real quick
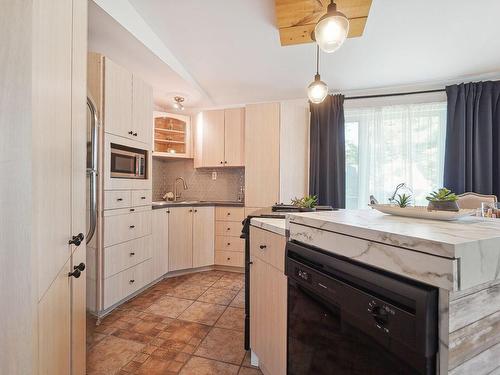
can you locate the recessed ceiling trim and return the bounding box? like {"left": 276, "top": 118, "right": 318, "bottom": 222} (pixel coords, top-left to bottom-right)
{"left": 92, "top": 0, "right": 213, "bottom": 104}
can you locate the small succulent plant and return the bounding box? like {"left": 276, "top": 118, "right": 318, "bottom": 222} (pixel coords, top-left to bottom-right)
{"left": 291, "top": 195, "right": 318, "bottom": 209}
{"left": 426, "top": 188, "right": 458, "bottom": 202}
{"left": 394, "top": 193, "right": 412, "bottom": 208}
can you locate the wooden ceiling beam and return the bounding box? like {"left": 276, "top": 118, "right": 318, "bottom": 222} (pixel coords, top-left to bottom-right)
{"left": 275, "top": 0, "right": 372, "bottom": 46}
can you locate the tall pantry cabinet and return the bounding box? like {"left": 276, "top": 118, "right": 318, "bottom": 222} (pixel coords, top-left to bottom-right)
{"left": 1, "top": 1, "right": 87, "bottom": 374}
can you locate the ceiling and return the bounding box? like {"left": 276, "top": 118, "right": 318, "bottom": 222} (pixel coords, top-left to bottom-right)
{"left": 90, "top": 0, "right": 500, "bottom": 109}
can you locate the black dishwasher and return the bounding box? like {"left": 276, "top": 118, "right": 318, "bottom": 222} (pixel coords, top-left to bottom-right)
{"left": 286, "top": 240, "right": 438, "bottom": 375}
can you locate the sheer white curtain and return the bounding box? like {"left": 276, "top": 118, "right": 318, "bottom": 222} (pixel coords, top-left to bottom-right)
{"left": 345, "top": 101, "right": 447, "bottom": 209}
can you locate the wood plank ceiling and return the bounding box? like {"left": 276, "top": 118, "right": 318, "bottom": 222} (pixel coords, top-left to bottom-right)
{"left": 275, "top": 0, "right": 372, "bottom": 46}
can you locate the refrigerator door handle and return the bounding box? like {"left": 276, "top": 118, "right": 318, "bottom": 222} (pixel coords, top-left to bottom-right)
{"left": 86, "top": 97, "right": 99, "bottom": 244}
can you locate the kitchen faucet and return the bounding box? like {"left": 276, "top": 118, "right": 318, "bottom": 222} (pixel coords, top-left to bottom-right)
{"left": 173, "top": 177, "right": 188, "bottom": 202}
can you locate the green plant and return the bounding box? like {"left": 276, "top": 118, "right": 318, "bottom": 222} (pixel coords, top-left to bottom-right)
{"left": 426, "top": 188, "right": 458, "bottom": 202}
{"left": 394, "top": 193, "right": 412, "bottom": 208}
{"left": 291, "top": 195, "right": 318, "bottom": 209}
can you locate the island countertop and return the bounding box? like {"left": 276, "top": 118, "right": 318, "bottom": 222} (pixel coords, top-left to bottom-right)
{"left": 287, "top": 209, "right": 500, "bottom": 291}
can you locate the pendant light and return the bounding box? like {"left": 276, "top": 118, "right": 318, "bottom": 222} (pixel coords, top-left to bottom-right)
{"left": 314, "top": 0, "right": 349, "bottom": 53}
{"left": 307, "top": 46, "right": 328, "bottom": 104}
{"left": 172, "top": 96, "right": 185, "bottom": 110}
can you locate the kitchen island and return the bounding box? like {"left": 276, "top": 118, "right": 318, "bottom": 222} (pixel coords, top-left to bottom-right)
{"left": 287, "top": 209, "right": 500, "bottom": 375}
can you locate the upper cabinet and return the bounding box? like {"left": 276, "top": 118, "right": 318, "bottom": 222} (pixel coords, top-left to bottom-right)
{"left": 88, "top": 53, "right": 153, "bottom": 147}
{"left": 153, "top": 112, "right": 192, "bottom": 158}
{"left": 194, "top": 108, "right": 245, "bottom": 168}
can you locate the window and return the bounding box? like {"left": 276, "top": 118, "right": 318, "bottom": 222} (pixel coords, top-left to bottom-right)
{"left": 345, "top": 101, "right": 447, "bottom": 209}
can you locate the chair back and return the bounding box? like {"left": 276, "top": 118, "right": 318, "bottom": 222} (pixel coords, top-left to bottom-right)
{"left": 457, "top": 192, "right": 498, "bottom": 209}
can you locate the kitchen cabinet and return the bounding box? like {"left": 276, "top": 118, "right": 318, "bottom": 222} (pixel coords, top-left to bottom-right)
{"left": 152, "top": 208, "right": 169, "bottom": 279}
{"left": 215, "top": 207, "right": 245, "bottom": 268}
{"left": 249, "top": 227, "right": 287, "bottom": 375}
{"left": 168, "top": 206, "right": 215, "bottom": 271}
{"left": 89, "top": 53, "right": 153, "bottom": 146}
{"left": 194, "top": 108, "right": 245, "bottom": 168}
{"left": 132, "top": 75, "right": 153, "bottom": 145}
{"left": 244, "top": 100, "right": 309, "bottom": 209}
{"left": 168, "top": 207, "right": 194, "bottom": 271}
{"left": 193, "top": 207, "right": 215, "bottom": 268}
{"left": 153, "top": 112, "right": 192, "bottom": 158}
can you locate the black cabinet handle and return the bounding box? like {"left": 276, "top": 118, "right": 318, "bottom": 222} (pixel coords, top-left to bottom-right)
{"left": 141, "top": 196, "right": 146, "bottom": 199}
{"left": 130, "top": 208, "right": 135, "bottom": 212}
{"left": 248, "top": 261, "right": 253, "bottom": 265}
{"left": 133, "top": 132, "right": 138, "bottom": 137}
{"left": 227, "top": 212, "right": 231, "bottom": 216}
{"left": 194, "top": 209, "right": 198, "bottom": 212}
{"left": 189, "top": 209, "right": 193, "bottom": 212}
{"left": 227, "top": 227, "right": 231, "bottom": 231}
{"left": 224, "top": 161, "right": 227, "bottom": 164}
{"left": 227, "top": 242, "right": 231, "bottom": 246}
{"left": 69, "top": 233, "right": 84, "bottom": 246}
{"left": 220, "top": 161, "right": 223, "bottom": 164}
{"left": 117, "top": 198, "right": 123, "bottom": 201}
{"left": 227, "top": 257, "right": 231, "bottom": 261}
{"left": 129, "top": 225, "right": 135, "bottom": 229}
{"left": 130, "top": 252, "right": 135, "bottom": 256}
{"left": 68, "top": 269, "right": 81, "bottom": 278}
{"left": 167, "top": 210, "right": 170, "bottom": 214}
{"left": 128, "top": 131, "right": 133, "bottom": 135}
{"left": 259, "top": 245, "right": 267, "bottom": 249}
{"left": 129, "top": 279, "right": 135, "bottom": 283}
{"left": 74, "top": 262, "right": 85, "bottom": 272}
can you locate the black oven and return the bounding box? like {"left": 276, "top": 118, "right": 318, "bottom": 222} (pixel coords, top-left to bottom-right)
{"left": 110, "top": 143, "right": 147, "bottom": 179}
{"left": 286, "top": 241, "right": 438, "bottom": 375}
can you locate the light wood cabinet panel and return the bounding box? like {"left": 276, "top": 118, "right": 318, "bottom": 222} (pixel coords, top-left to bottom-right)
{"left": 104, "top": 236, "right": 152, "bottom": 278}
{"left": 152, "top": 209, "right": 169, "bottom": 279}
{"left": 216, "top": 221, "right": 243, "bottom": 237}
{"left": 38, "top": 258, "right": 71, "bottom": 375}
{"left": 168, "top": 207, "right": 193, "bottom": 271}
{"left": 215, "top": 206, "right": 245, "bottom": 222}
{"left": 132, "top": 75, "right": 153, "bottom": 145}
{"left": 104, "top": 58, "right": 133, "bottom": 140}
{"left": 104, "top": 208, "right": 152, "bottom": 247}
{"left": 193, "top": 207, "right": 215, "bottom": 268}
{"left": 71, "top": 244, "right": 86, "bottom": 375}
{"left": 224, "top": 108, "right": 245, "bottom": 166}
{"left": 245, "top": 103, "right": 280, "bottom": 208}
{"left": 131, "top": 189, "right": 152, "bottom": 207}
{"left": 215, "top": 250, "right": 244, "bottom": 267}
{"left": 250, "top": 226, "right": 286, "bottom": 272}
{"left": 216, "top": 235, "right": 244, "bottom": 252}
{"left": 197, "top": 110, "right": 225, "bottom": 167}
{"left": 104, "top": 190, "right": 132, "bottom": 210}
{"left": 249, "top": 227, "right": 287, "bottom": 375}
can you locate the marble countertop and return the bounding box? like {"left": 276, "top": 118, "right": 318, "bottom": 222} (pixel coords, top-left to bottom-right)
{"left": 287, "top": 209, "right": 500, "bottom": 259}
{"left": 250, "top": 217, "right": 287, "bottom": 236}
{"left": 152, "top": 201, "right": 244, "bottom": 209}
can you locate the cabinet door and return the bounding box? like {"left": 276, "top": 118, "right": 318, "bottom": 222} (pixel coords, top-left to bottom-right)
{"left": 104, "top": 58, "right": 133, "bottom": 139}
{"left": 71, "top": 244, "right": 86, "bottom": 375}
{"left": 198, "top": 110, "right": 225, "bottom": 167}
{"left": 193, "top": 207, "right": 215, "bottom": 268}
{"left": 39, "top": 258, "right": 71, "bottom": 375}
{"left": 168, "top": 207, "right": 193, "bottom": 271}
{"left": 152, "top": 209, "right": 169, "bottom": 279}
{"left": 245, "top": 103, "right": 280, "bottom": 207}
{"left": 132, "top": 75, "right": 153, "bottom": 145}
{"left": 224, "top": 108, "right": 245, "bottom": 167}
{"left": 250, "top": 256, "right": 265, "bottom": 358}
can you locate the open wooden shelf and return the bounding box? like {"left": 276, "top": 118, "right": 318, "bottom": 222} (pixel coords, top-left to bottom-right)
{"left": 153, "top": 113, "right": 191, "bottom": 157}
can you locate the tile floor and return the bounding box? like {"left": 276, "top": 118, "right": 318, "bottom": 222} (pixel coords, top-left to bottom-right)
{"left": 87, "top": 270, "right": 262, "bottom": 375}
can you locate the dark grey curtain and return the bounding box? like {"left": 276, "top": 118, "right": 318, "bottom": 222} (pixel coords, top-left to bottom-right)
{"left": 444, "top": 81, "right": 500, "bottom": 197}
{"left": 309, "top": 94, "right": 345, "bottom": 208}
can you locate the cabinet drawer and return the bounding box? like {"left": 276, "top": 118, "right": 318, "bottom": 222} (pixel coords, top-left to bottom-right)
{"left": 103, "top": 259, "right": 153, "bottom": 309}
{"left": 104, "top": 209, "right": 152, "bottom": 247}
{"left": 215, "top": 251, "right": 244, "bottom": 267}
{"left": 104, "top": 236, "right": 152, "bottom": 278}
{"left": 215, "top": 235, "right": 244, "bottom": 252}
{"left": 215, "top": 207, "right": 245, "bottom": 222}
{"left": 250, "top": 226, "right": 286, "bottom": 272}
{"left": 216, "top": 221, "right": 243, "bottom": 237}
{"left": 104, "top": 190, "right": 131, "bottom": 210}
{"left": 131, "top": 189, "right": 152, "bottom": 206}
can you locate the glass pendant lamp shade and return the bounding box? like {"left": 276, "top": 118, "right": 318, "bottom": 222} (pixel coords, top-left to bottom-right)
{"left": 314, "top": 1, "right": 349, "bottom": 53}
{"left": 307, "top": 74, "right": 328, "bottom": 104}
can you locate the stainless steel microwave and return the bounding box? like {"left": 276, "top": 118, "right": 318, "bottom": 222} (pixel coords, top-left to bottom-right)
{"left": 110, "top": 143, "right": 147, "bottom": 179}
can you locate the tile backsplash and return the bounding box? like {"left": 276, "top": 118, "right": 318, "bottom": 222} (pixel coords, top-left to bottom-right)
{"left": 152, "top": 158, "right": 245, "bottom": 202}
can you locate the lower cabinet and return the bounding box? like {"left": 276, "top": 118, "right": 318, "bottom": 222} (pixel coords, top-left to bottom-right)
{"left": 152, "top": 208, "right": 169, "bottom": 279}
{"left": 168, "top": 206, "right": 215, "bottom": 271}
{"left": 250, "top": 227, "right": 287, "bottom": 375}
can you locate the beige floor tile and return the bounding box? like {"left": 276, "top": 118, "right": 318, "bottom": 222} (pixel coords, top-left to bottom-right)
{"left": 178, "top": 301, "right": 226, "bottom": 325}
{"left": 198, "top": 287, "right": 239, "bottom": 306}
{"left": 230, "top": 290, "right": 245, "bottom": 308}
{"left": 212, "top": 276, "right": 244, "bottom": 291}
{"left": 135, "top": 357, "right": 177, "bottom": 375}
{"left": 167, "top": 283, "right": 210, "bottom": 300}
{"left": 215, "top": 307, "right": 245, "bottom": 331}
{"left": 87, "top": 335, "right": 144, "bottom": 375}
{"left": 238, "top": 367, "right": 263, "bottom": 375}
{"left": 241, "top": 351, "right": 259, "bottom": 369}
{"left": 146, "top": 296, "right": 194, "bottom": 319}
{"left": 194, "top": 327, "right": 245, "bottom": 365}
{"left": 179, "top": 356, "right": 240, "bottom": 375}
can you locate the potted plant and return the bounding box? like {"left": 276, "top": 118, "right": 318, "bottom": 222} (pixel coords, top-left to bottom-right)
{"left": 394, "top": 193, "right": 412, "bottom": 208}
{"left": 426, "top": 188, "right": 459, "bottom": 212}
{"left": 291, "top": 195, "right": 318, "bottom": 212}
